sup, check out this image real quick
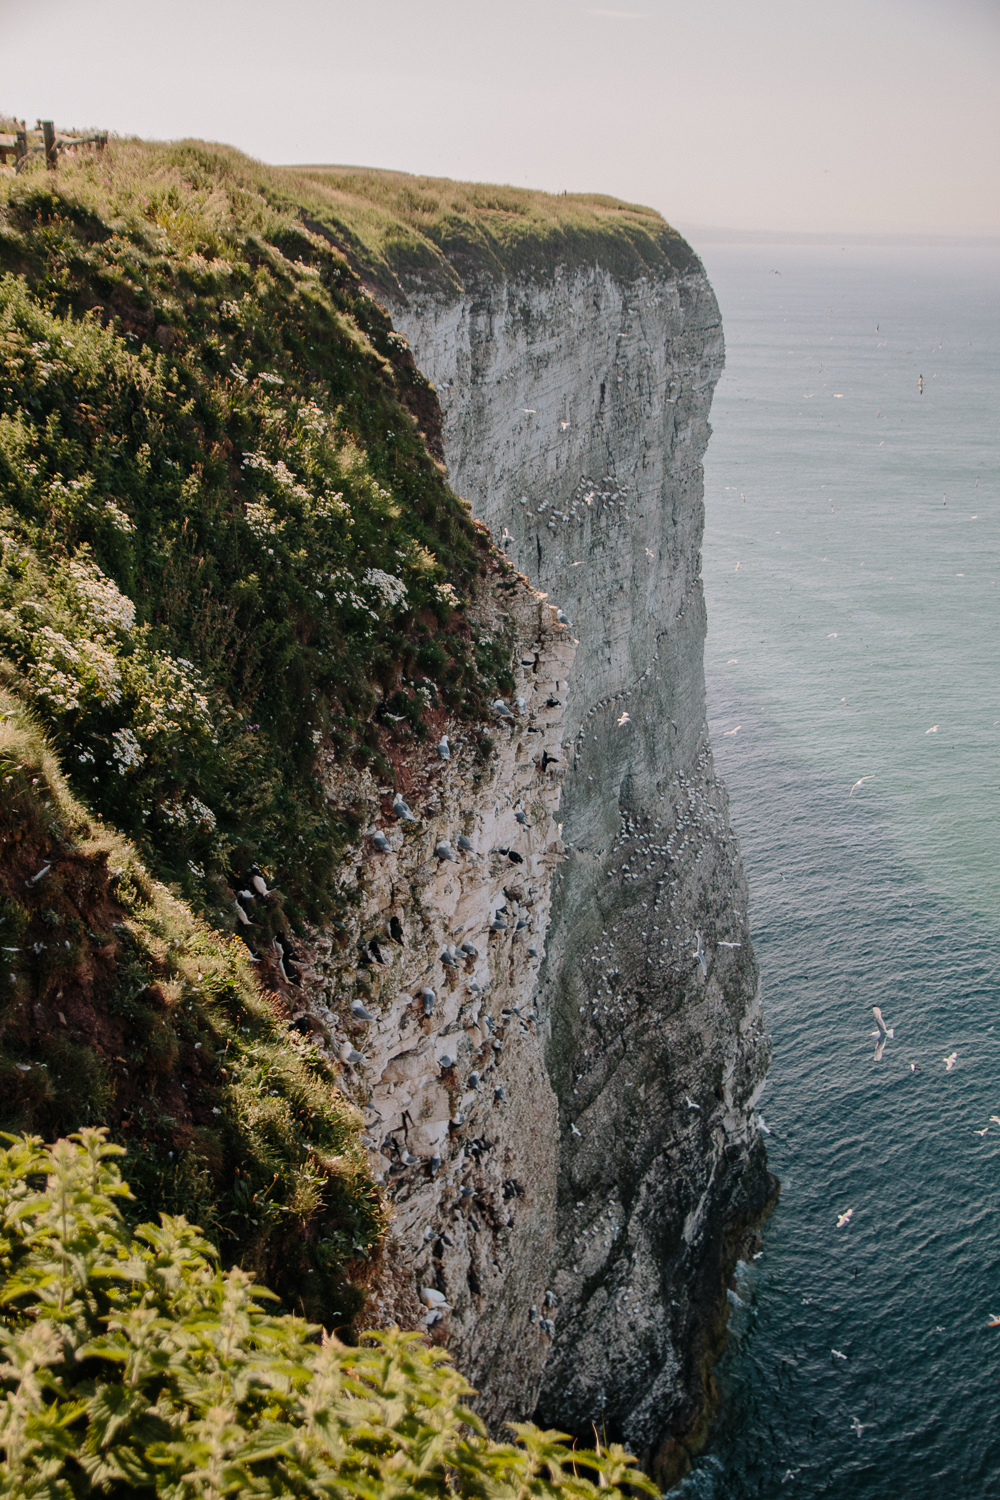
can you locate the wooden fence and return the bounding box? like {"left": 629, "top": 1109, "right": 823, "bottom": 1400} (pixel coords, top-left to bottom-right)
{"left": 0, "top": 120, "right": 108, "bottom": 173}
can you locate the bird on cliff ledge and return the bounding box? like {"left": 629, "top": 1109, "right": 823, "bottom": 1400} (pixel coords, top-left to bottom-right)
{"left": 691, "top": 930, "right": 708, "bottom": 978}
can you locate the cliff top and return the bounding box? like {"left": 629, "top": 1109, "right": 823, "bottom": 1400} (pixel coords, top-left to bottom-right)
{"left": 286, "top": 164, "right": 702, "bottom": 298}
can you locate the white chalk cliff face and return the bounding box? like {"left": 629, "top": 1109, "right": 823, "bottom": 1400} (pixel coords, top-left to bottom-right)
{"left": 381, "top": 252, "right": 774, "bottom": 1477}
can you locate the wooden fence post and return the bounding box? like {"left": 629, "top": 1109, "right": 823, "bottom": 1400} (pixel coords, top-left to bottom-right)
{"left": 15, "top": 129, "right": 28, "bottom": 173}
{"left": 41, "top": 120, "right": 56, "bottom": 170}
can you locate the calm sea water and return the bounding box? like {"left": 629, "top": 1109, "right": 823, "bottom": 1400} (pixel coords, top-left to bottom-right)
{"left": 678, "top": 244, "right": 1000, "bottom": 1498}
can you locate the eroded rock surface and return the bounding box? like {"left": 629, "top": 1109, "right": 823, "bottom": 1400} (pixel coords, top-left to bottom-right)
{"left": 384, "top": 252, "right": 774, "bottom": 1475}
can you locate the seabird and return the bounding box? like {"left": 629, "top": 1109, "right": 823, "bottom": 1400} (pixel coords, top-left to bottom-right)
{"left": 872, "top": 1006, "right": 894, "bottom": 1061}
{"left": 494, "top": 1085, "right": 506, "bottom": 1102}
{"left": 850, "top": 1417, "right": 868, "bottom": 1437}
{"left": 690, "top": 931, "right": 708, "bottom": 978}
{"left": 351, "top": 1001, "right": 376, "bottom": 1022}
{"left": 372, "top": 833, "right": 391, "bottom": 853}
{"left": 944, "top": 1051, "right": 958, "bottom": 1071}
{"left": 28, "top": 864, "right": 50, "bottom": 885}
{"left": 836, "top": 1208, "right": 854, "bottom": 1228}
{"left": 435, "top": 840, "right": 457, "bottom": 861}
{"left": 437, "top": 736, "right": 450, "bottom": 760}
{"left": 456, "top": 835, "right": 475, "bottom": 853}
{"left": 392, "top": 794, "right": 416, "bottom": 821}
{"left": 515, "top": 811, "right": 531, "bottom": 827}
{"left": 493, "top": 699, "right": 515, "bottom": 720}
{"left": 421, "top": 987, "right": 436, "bottom": 1014}
{"left": 528, "top": 1305, "right": 538, "bottom": 1323}
{"left": 849, "top": 776, "right": 875, "bottom": 797}
{"left": 718, "top": 941, "right": 742, "bottom": 948}
{"left": 399, "top": 1150, "right": 420, "bottom": 1167}
{"left": 441, "top": 950, "right": 459, "bottom": 968}
{"left": 234, "top": 900, "right": 251, "bottom": 926}
{"left": 389, "top": 915, "right": 404, "bottom": 944}
{"left": 490, "top": 917, "right": 508, "bottom": 932}
{"left": 684, "top": 1096, "right": 701, "bottom": 1112}
{"left": 439, "top": 1053, "right": 456, "bottom": 1070}
{"left": 460, "top": 942, "right": 478, "bottom": 958}
{"left": 544, "top": 1290, "right": 559, "bottom": 1308}
{"left": 556, "top": 610, "right": 571, "bottom": 626}
{"left": 570, "top": 1122, "right": 582, "bottom": 1137}
{"left": 250, "top": 869, "right": 270, "bottom": 896}
{"left": 539, "top": 1317, "right": 556, "bottom": 1336}
{"left": 339, "top": 1043, "right": 367, "bottom": 1067}
{"left": 467, "top": 1070, "right": 481, "bottom": 1090}
{"left": 617, "top": 712, "right": 631, "bottom": 727}
{"left": 832, "top": 1349, "right": 848, "bottom": 1360}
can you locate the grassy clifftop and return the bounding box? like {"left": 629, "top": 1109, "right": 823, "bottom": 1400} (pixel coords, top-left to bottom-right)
{"left": 287, "top": 165, "right": 702, "bottom": 297}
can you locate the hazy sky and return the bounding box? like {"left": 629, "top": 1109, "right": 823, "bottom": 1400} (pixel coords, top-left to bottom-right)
{"left": 4, "top": 0, "right": 998, "bottom": 235}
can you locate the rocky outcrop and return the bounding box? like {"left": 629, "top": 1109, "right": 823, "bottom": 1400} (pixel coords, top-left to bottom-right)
{"left": 295, "top": 222, "right": 772, "bottom": 1486}
{"left": 293, "top": 580, "right": 578, "bottom": 1422}
{"left": 383, "top": 247, "right": 774, "bottom": 1478}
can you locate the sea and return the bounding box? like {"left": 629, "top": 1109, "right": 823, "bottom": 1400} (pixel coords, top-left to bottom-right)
{"left": 676, "top": 241, "right": 1000, "bottom": 1498}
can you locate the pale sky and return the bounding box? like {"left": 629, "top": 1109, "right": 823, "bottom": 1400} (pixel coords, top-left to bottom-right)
{"left": 4, "top": 0, "right": 998, "bottom": 236}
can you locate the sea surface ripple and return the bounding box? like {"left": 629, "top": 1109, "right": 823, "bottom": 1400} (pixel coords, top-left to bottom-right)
{"left": 679, "top": 243, "right": 1000, "bottom": 1498}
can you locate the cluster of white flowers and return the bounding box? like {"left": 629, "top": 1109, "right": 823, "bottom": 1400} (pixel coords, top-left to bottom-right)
{"left": 297, "top": 400, "right": 328, "bottom": 436}
{"left": 243, "top": 500, "right": 285, "bottom": 541}
{"left": 328, "top": 571, "right": 378, "bottom": 621}
{"left": 159, "top": 795, "right": 216, "bottom": 830}
{"left": 110, "top": 727, "right": 144, "bottom": 775}
{"left": 102, "top": 501, "right": 135, "bottom": 536}
{"left": 66, "top": 559, "right": 136, "bottom": 635}
{"left": 32, "top": 626, "right": 122, "bottom": 709}
{"left": 257, "top": 372, "right": 284, "bottom": 386}
{"left": 242, "top": 451, "right": 312, "bottom": 506}
{"left": 140, "top": 656, "right": 215, "bottom": 741}
{"left": 434, "top": 581, "right": 461, "bottom": 609}
{"left": 313, "top": 490, "right": 349, "bottom": 521}
{"left": 364, "top": 568, "right": 408, "bottom": 613}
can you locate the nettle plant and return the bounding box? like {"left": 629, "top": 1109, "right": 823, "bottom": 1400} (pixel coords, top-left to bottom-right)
{"left": 0, "top": 1131, "right": 658, "bottom": 1500}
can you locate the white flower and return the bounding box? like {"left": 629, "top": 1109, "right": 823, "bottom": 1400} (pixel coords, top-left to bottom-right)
{"left": 110, "top": 727, "right": 144, "bottom": 775}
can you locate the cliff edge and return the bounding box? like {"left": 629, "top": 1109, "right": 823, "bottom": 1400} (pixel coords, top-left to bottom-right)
{"left": 304, "top": 169, "right": 775, "bottom": 1480}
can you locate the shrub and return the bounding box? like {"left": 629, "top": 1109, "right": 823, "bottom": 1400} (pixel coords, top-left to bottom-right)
{"left": 0, "top": 1130, "right": 658, "bottom": 1499}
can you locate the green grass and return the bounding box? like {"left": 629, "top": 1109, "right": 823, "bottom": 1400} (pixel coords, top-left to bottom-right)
{"left": 285, "top": 164, "right": 701, "bottom": 295}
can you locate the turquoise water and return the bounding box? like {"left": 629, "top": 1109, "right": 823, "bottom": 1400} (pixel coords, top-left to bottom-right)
{"left": 680, "top": 244, "right": 1000, "bottom": 1497}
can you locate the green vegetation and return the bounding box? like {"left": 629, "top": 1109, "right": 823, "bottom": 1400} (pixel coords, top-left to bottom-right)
{"left": 0, "top": 691, "right": 384, "bottom": 1327}
{"left": 0, "top": 1130, "right": 657, "bottom": 1499}
{"left": 0, "top": 137, "right": 504, "bottom": 926}
{"left": 288, "top": 165, "right": 700, "bottom": 296}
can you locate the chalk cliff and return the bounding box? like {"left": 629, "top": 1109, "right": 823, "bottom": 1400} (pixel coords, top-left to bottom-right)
{"left": 301, "top": 220, "right": 774, "bottom": 1480}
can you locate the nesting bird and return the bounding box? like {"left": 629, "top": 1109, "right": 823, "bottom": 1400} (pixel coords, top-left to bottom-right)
{"left": 351, "top": 1000, "right": 376, "bottom": 1023}
{"left": 234, "top": 900, "right": 251, "bottom": 926}
{"left": 441, "top": 949, "right": 459, "bottom": 969}
{"left": 339, "top": 1043, "right": 367, "bottom": 1067}
{"left": 392, "top": 793, "right": 416, "bottom": 822}
{"left": 456, "top": 835, "right": 475, "bottom": 854}
{"left": 439, "top": 1053, "right": 456, "bottom": 1070}
{"left": 437, "top": 736, "right": 451, "bottom": 760}
{"left": 435, "top": 840, "right": 457, "bottom": 862}
{"left": 250, "top": 868, "right": 270, "bottom": 897}
{"left": 421, "top": 987, "right": 436, "bottom": 1015}
{"left": 372, "top": 832, "right": 391, "bottom": 854}
{"left": 515, "top": 811, "right": 532, "bottom": 827}
{"left": 492, "top": 699, "right": 515, "bottom": 720}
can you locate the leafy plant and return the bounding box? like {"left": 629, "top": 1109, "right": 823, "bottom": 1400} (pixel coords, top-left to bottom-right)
{"left": 0, "top": 1130, "right": 659, "bottom": 1499}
